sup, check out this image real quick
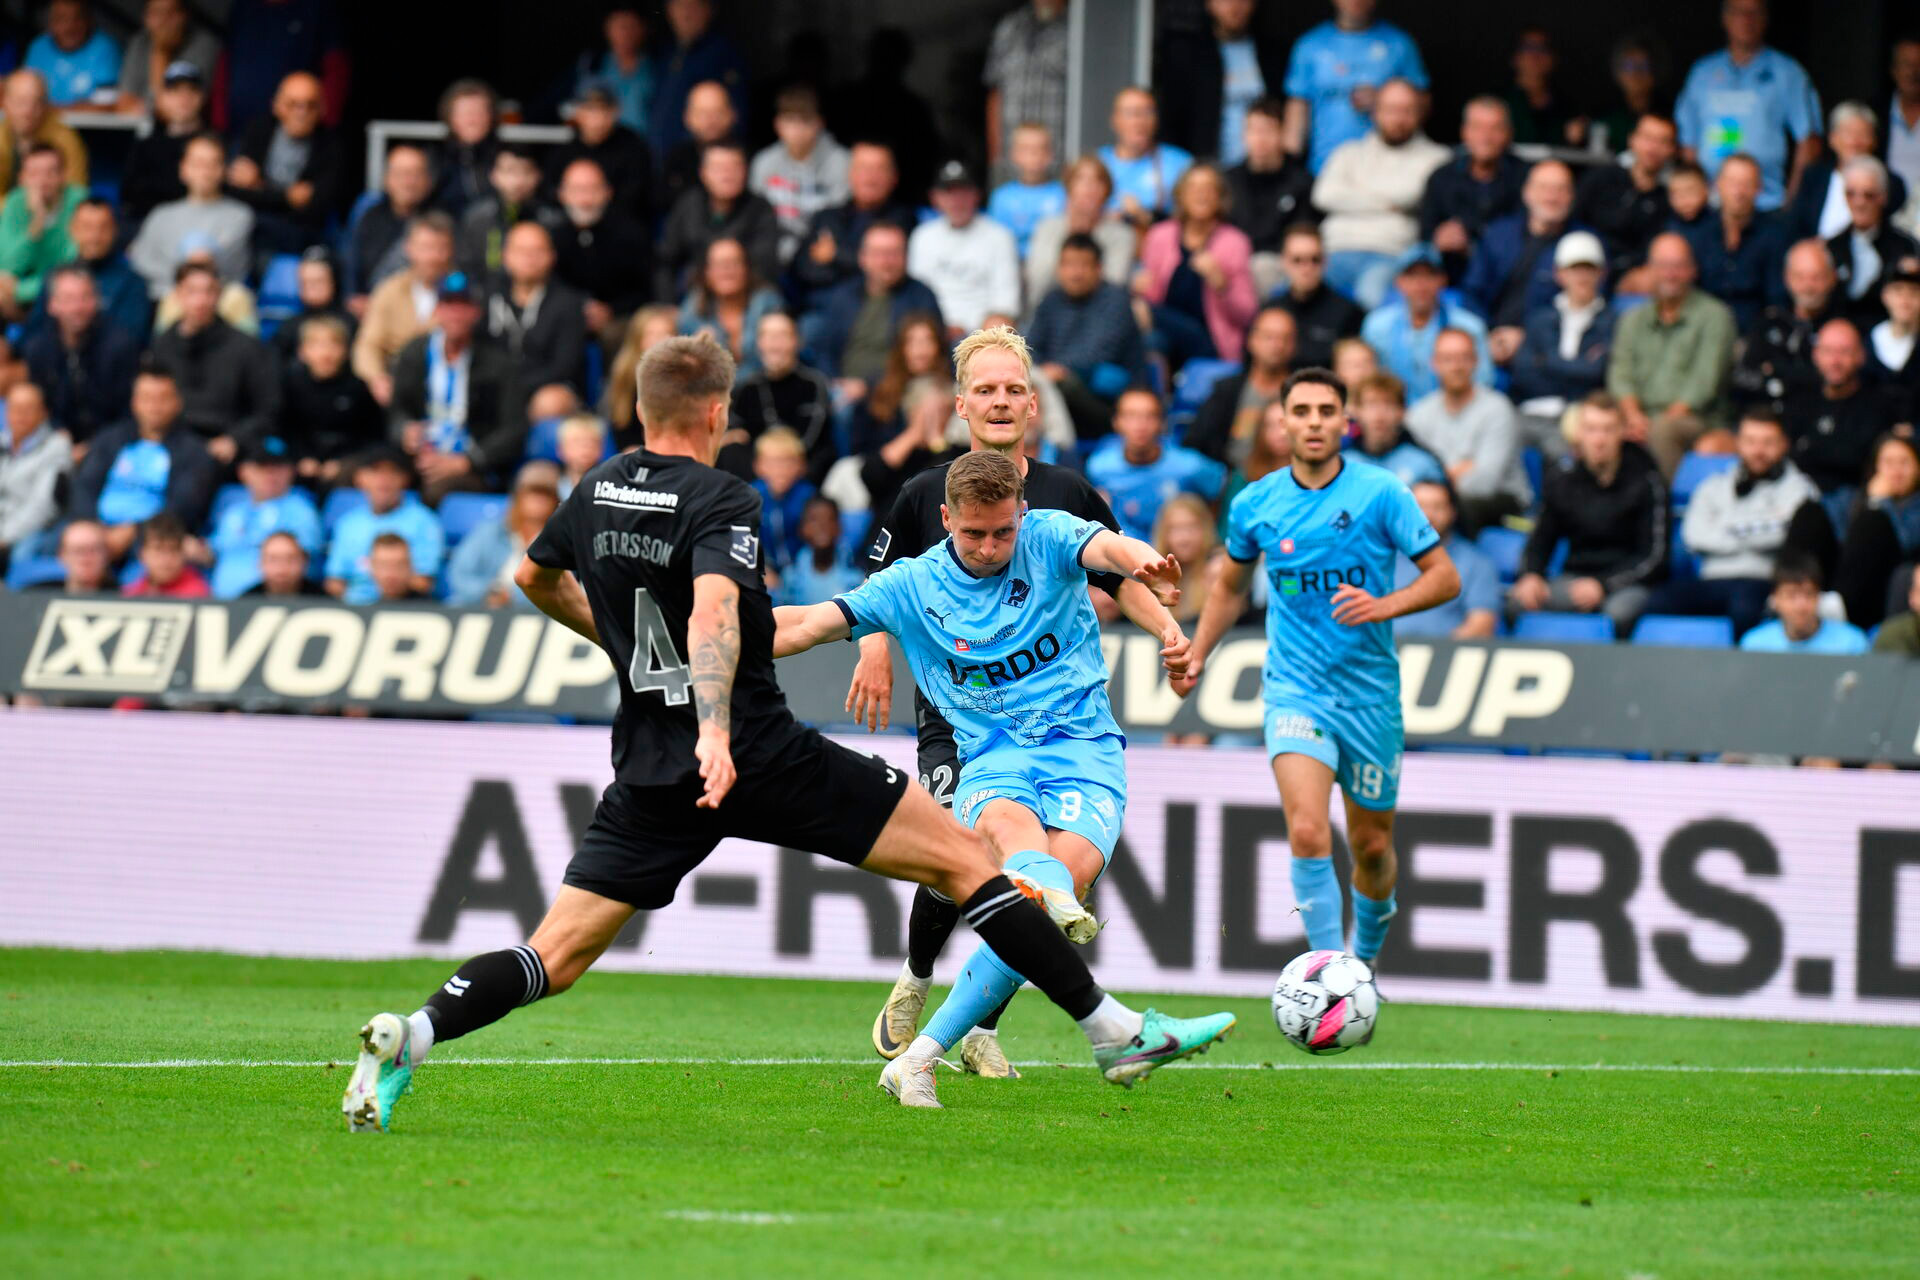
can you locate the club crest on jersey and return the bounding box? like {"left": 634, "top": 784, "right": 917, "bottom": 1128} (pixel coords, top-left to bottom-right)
{"left": 1006, "top": 577, "right": 1031, "bottom": 608}
{"left": 728, "top": 525, "right": 760, "bottom": 569}
{"left": 1330, "top": 510, "right": 1353, "bottom": 533}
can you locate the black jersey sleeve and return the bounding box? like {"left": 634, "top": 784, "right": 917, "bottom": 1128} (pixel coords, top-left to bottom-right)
{"left": 689, "top": 479, "right": 770, "bottom": 592}
{"left": 867, "top": 468, "right": 938, "bottom": 571}
{"left": 526, "top": 481, "right": 585, "bottom": 571}
{"left": 1065, "top": 473, "right": 1127, "bottom": 598}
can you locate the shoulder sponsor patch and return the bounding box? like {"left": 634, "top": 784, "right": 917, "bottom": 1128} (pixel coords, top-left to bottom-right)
{"left": 729, "top": 525, "right": 760, "bottom": 569}
{"left": 868, "top": 527, "right": 892, "bottom": 564}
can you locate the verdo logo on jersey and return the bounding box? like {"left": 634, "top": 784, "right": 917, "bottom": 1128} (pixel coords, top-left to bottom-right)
{"left": 1273, "top": 564, "right": 1367, "bottom": 597}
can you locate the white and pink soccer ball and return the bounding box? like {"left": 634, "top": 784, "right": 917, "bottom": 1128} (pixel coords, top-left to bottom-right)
{"left": 1272, "top": 950, "right": 1380, "bottom": 1055}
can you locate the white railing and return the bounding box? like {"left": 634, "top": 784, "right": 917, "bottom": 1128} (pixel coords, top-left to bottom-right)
{"left": 364, "top": 120, "right": 574, "bottom": 194}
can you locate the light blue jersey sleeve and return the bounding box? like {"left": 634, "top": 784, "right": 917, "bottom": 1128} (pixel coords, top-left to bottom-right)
{"left": 834, "top": 560, "right": 916, "bottom": 640}
{"left": 1021, "top": 507, "right": 1109, "bottom": 582}
{"left": 1224, "top": 481, "right": 1266, "bottom": 562}
{"left": 1382, "top": 480, "right": 1442, "bottom": 560}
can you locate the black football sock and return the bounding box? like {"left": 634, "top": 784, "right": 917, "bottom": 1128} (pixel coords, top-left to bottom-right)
{"left": 905, "top": 885, "right": 962, "bottom": 981}
{"left": 419, "top": 944, "right": 550, "bottom": 1042}
{"left": 960, "top": 876, "right": 1102, "bottom": 1021}
{"left": 974, "top": 991, "right": 1017, "bottom": 1032}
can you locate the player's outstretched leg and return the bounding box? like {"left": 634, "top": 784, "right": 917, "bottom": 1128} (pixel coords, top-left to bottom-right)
{"left": 343, "top": 888, "right": 633, "bottom": 1132}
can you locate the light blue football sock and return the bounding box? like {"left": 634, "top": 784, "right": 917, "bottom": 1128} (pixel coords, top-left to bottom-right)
{"left": 922, "top": 850, "right": 1074, "bottom": 1051}
{"left": 1290, "top": 855, "right": 1345, "bottom": 952}
{"left": 1352, "top": 889, "right": 1397, "bottom": 963}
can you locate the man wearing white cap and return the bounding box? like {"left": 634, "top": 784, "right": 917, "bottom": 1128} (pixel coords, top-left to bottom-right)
{"left": 1508, "top": 229, "right": 1616, "bottom": 457}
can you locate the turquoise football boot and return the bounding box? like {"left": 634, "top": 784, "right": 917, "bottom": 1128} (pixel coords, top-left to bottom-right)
{"left": 342, "top": 1013, "right": 416, "bottom": 1132}
{"left": 1094, "top": 1009, "right": 1237, "bottom": 1087}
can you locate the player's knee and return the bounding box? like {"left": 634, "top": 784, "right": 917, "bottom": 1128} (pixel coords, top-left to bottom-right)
{"left": 1287, "top": 815, "right": 1333, "bottom": 859}
{"left": 1349, "top": 827, "right": 1392, "bottom": 873}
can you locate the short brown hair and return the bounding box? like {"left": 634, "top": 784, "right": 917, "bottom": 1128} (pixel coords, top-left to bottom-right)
{"left": 1580, "top": 390, "right": 1622, "bottom": 416}
{"left": 1354, "top": 371, "right": 1405, "bottom": 407}
{"left": 944, "top": 449, "right": 1024, "bottom": 512}
{"left": 637, "top": 334, "right": 737, "bottom": 435}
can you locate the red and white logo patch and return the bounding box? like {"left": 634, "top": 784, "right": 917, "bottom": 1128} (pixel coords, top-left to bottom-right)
{"left": 1279, "top": 538, "right": 1295, "bottom": 554}
{"left": 954, "top": 639, "right": 970, "bottom": 652}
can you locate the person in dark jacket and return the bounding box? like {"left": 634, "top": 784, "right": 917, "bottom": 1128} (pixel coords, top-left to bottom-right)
{"left": 785, "top": 140, "right": 916, "bottom": 308}
{"left": 726, "top": 310, "right": 834, "bottom": 482}
{"left": 29, "top": 198, "right": 153, "bottom": 342}
{"left": 1784, "top": 103, "right": 1907, "bottom": 243}
{"left": 455, "top": 143, "right": 566, "bottom": 280}
{"left": 1825, "top": 156, "right": 1920, "bottom": 329}
{"left": 1223, "top": 96, "right": 1314, "bottom": 278}
{"left": 810, "top": 222, "right": 942, "bottom": 384}
{"left": 430, "top": 79, "right": 500, "bottom": 216}
{"left": 1270, "top": 223, "right": 1361, "bottom": 370}
{"left": 1023, "top": 233, "right": 1147, "bottom": 441}
{"left": 148, "top": 261, "right": 281, "bottom": 463}
{"left": 552, "top": 158, "right": 654, "bottom": 338}
{"left": 280, "top": 312, "right": 382, "bottom": 487}
{"left": 1731, "top": 237, "right": 1844, "bottom": 412}
{"left": 1508, "top": 232, "right": 1616, "bottom": 449}
{"left": 1508, "top": 391, "right": 1668, "bottom": 635}
{"left": 67, "top": 363, "right": 215, "bottom": 561}
{"left": 655, "top": 139, "right": 780, "bottom": 301}
{"left": 1419, "top": 96, "right": 1528, "bottom": 282}
{"left": 270, "top": 246, "right": 356, "bottom": 367}
{"left": 1185, "top": 301, "right": 1295, "bottom": 466}
{"left": 1681, "top": 154, "right": 1790, "bottom": 333}
{"left": 1783, "top": 318, "right": 1904, "bottom": 493}
{"left": 1153, "top": 0, "right": 1288, "bottom": 161}
{"left": 346, "top": 143, "right": 433, "bottom": 301}
{"left": 120, "top": 59, "right": 206, "bottom": 224}
{"left": 21, "top": 263, "right": 139, "bottom": 444}
{"left": 543, "top": 82, "right": 655, "bottom": 222}
{"left": 1572, "top": 112, "right": 1677, "bottom": 280}
{"left": 223, "top": 70, "right": 347, "bottom": 255}
{"left": 389, "top": 273, "right": 525, "bottom": 498}
{"left": 1461, "top": 159, "right": 1588, "bottom": 335}
{"left": 486, "top": 222, "right": 589, "bottom": 402}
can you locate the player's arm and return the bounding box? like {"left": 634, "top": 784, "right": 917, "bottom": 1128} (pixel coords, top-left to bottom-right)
{"left": 686, "top": 572, "right": 743, "bottom": 809}
{"left": 1080, "top": 528, "right": 1181, "bottom": 609}
{"left": 1331, "top": 544, "right": 1461, "bottom": 627}
{"left": 1112, "top": 576, "right": 1194, "bottom": 677}
{"left": 771, "top": 601, "right": 853, "bottom": 657}
{"left": 514, "top": 556, "right": 601, "bottom": 645}
{"left": 1180, "top": 554, "right": 1256, "bottom": 695}
{"left": 847, "top": 485, "right": 923, "bottom": 731}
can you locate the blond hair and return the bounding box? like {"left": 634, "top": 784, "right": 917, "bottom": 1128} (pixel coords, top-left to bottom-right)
{"left": 951, "top": 324, "right": 1033, "bottom": 389}
{"left": 754, "top": 425, "right": 805, "bottom": 459}
{"left": 603, "top": 304, "right": 680, "bottom": 429}
{"left": 944, "top": 449, "right": 1024, "bottom": 511}
{"left": 637, "top": 334, "right": 736, "bottom": 436}
{"left": 556, "top": 412, "right": 606, "bottom": 445}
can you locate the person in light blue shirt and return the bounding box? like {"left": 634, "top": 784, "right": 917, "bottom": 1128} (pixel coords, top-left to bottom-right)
{"left": 25, "top": 0, "right": 121, "bottom": 106}
{"left": 1346, "top": 369, "right": 1447, "bottom": 488}
{"left": 1282, "top": 0, "right": 1428, "bottom": 173}
{"left": 986, "top": 122, "right": 1066, "bottom": 259}
{"left": 571, "top": 9, "right": 655, "bottom": 133}
{"left": 1085, "top": 388, "right": 1228, "bottom": 542}
{"left": 1739, "top": 556, "right": 1871, "bottom": 654}
{"left": 1184, "top": 368, "right": 1460, "bottom": 969}
{"left": 1099, "top": 87, "right": 1194, "bottom": 223}
{"left": 323, "top": 450, "right": 446, "bottom": 604}
{"left": 771, "top": 448, "right": 1188, "bottom": 1081}
{"left": 773, "top": 495, "right": 863, "bottom": 606}
{"left": 1360, "top": 246, "right": 1493, "bottom": 402}
{"left": 1393, "top": 480, "right": 1500, "bottom": 638}
{"left": 1674, "top": 0, "right": 1822, "bottom": 212}
{"left": 207, "top": 437, "right": 324, "bottom": 598}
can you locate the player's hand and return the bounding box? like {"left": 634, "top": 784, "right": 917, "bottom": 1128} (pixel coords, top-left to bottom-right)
{"left": 1331, "top": 582, "right": 1393, "bottom": 627}
{"left": 694, "top": 725, "right": 736, "bottom": 809}
{"left": 846, "top": 643, "right": 893, "bottom": 732}
{"left": 1133, "top": 552, "right": 1182, "bottom": 608}
{"left": 1159, "top": 626, "right": 1193, "bottom": 677}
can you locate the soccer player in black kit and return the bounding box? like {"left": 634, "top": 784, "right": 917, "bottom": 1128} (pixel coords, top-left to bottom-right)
{"left": 853, "top": 327, "right": 1193, "bottom": 1079}
{"left": 342, "top": 334, "right": 1233, "bottom": 1129}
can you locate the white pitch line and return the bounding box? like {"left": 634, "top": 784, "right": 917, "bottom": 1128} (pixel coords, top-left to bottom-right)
{"left": 2, "top": 1057, "right": 1915, "bottom": 1077}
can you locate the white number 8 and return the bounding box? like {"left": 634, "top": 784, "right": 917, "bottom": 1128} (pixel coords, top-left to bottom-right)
{"left": 1056, "top": 790, "right": 1083, "bottom": 823}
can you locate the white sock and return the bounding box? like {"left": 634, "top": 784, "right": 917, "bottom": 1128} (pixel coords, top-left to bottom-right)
{"left": 904, "top": 1033, "right": 944, "bottom": 1062}
{"left": 899, "top": 959, "right": 931, "bottom": 992}
{"left": 967, "top": 1025, "right": 997, "bottom": 1038}
{"left": 406, "top": 1010, "right": 436, "bottom": 1065}
{"left": 1076, "top": 994, "right": 1144, "bottom": 1050}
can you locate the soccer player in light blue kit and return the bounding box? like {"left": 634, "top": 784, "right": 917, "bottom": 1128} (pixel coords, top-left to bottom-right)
{"left": 1184, "top": 368, "right": 1459, "bottom": 974}
{"left": 773, "top": 445, "right": 1232, "bottom": 1107}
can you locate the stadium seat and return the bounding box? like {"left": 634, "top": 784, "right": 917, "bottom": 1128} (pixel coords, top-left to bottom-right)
{"left": 207, "top": 483, "right": 249, "bottom": 532}
{"left": 1671, "top": 453, "right": 1736, "bottom": 507}
{"left": 1667, "top": 524, "right": 1699, "bottom": 583}
{"left": 1476, "top": 526, "right": 1527, "bottom": 582}
{"left": 322, "top": 487, "right": 368, "bottom": 532}
{"left": 438, "top": 493, "right": 508, "bottom": 543}
{"left": 1632, "top": 614, "right": 1734, "bottom": 648}
{"left": 522, "top": 415, "right": 615, "bottom": 466}
{"left": 4, "top": 553, "right": 65, "bottom": 591}
{"left": 838, "top": 508, "right": 874, "bottom": 566}
{"left": 1171, "top": 359, "right": 1239, "bottom": 413}
{"left": 1511, "top": 611, "right": 1616, "bottom": 644}
{"left": 1521, "top": 447, "right": 1544, "bottom": 510}
{"left": 257, "top": 253, "right": 303, "bottom": 322}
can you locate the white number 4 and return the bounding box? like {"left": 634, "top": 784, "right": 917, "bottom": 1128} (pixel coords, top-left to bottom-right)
{"left": 630, "top": 588, "right": 691, "bottom": 705}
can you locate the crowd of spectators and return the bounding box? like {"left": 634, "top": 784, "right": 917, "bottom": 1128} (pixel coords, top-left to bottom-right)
{"left": 0, "top": 0, "right": 1918, "bottom": 670}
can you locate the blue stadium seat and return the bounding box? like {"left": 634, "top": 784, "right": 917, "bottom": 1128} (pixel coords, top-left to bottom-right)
{"left": 1521, "top": 447, "right": 1544, "bottom": 510}
{"left": 522, "top": 415, "right": 616, "bottom": 465}
{"left": 257, "top": 253, "right": 303, "bottom": 321}
{"left": 584, "top": 340, "right": 606, "bottom": 409}
{"left": 439, "top": 492, "right": 508, "bottom": 543}
{"left": 1631, "top": 614, "right": 1734, "bottom": 648}
{"left": 1171, "top": 359, "right": 1239, "bottom": 413}
{"left": 838, "top": 507, "right": 874, "bottom": 566}
{"left": 1671, "top": 452, "right": 1736, "bottom": 507}
{"left": 1511, "top": 611, "right": 1616, "bottom": 644}
{"left": 207, "top": 483, "right": 249, "bottom": 532}
{"left": 322, "top": 487, "right": 368, "bottom": 532}
{"left": 1476, "top": 526, "right": 1527, "bottom": 582}
{"left": 1667, "top": 523, "right": 1698, "bottom": 583}
{"left": 5, "top": 553, "right": 65, "bottom": 590}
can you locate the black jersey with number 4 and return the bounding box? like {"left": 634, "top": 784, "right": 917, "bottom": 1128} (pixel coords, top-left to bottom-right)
{"left": 527, "top": 450, "right": 795, "bottom": 786}
{"left": 868, "top": 456, "right": 1125, "bottom": 596}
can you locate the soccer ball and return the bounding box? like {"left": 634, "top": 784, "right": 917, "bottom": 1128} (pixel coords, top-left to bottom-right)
{"left": 1272, "top": 950, "right": 1379, "bottom": 1055}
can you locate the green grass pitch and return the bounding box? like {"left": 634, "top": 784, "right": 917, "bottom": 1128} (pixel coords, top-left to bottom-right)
{"left": 2, "top": 948, "right": 1915, "bottom": 1279}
